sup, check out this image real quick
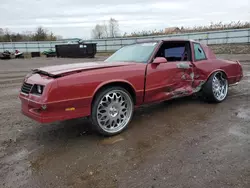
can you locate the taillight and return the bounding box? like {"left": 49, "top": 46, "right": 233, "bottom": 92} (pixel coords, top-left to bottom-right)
{"left": 237, "top": 60, "right": 242, "bottom": 71}
{"left": 236, "top": 60, "right": 243, "bottom": 80}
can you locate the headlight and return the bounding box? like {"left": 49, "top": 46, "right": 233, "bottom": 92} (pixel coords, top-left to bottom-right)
{"left": 37, "top": 85, "right": 42, "bottom": 94}
{"left": 31, "top": 84, "right": 44, "bottom": 95}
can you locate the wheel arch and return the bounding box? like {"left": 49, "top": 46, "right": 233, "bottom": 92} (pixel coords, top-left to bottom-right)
{"left": 206, "top": 69, "right": 228, "bottom": 81}
{"left": 201, "top": 69, "right": 229, "bottom": 103}
{"left": 198, "top": 69, "right": 228, "bottom": 92}
{"left": 91, "top": 80, "right": 137, "bottom": 107}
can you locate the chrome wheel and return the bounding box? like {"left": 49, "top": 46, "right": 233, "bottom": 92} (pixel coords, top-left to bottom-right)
{"left": 96, "top": 90, "right": 133, "bottom": 133}
{"left": 212, "top": 72, "right": 228, "bottom": 101}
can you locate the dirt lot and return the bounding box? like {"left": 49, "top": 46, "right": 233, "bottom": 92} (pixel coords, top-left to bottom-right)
{"left": 0, "top": 55, "right": 250, "bottom": 188}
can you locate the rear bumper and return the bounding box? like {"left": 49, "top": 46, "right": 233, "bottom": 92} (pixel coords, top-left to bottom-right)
{"left": 228, "top": 73, "right": 243, "bottom": 85}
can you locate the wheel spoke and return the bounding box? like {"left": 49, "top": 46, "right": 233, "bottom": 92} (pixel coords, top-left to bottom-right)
{"left": 118, "top": 96, "right": 122, "bottom": 102}
{"left": 222, "top": 86, "right": 225, "bottom": 93}
{"left": 100, "top": 114, "right": 108, "bottom": 121}
{"left": 213, "top": 76, "right": 219, "bottom": 83}
{"left": 111, "top": 120, "right": 115, "bottom": 127}
{"left": 105, "top": 119, "right": 110, "bottom": 125}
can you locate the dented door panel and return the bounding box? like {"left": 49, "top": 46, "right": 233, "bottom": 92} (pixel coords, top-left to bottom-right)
{"left": 144, "top": 61, "right": 194, "bottom": 103}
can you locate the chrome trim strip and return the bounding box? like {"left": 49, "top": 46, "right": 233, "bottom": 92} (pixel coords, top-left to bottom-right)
{"left": 21, "top": 92, "right": 29, "bottom": 96}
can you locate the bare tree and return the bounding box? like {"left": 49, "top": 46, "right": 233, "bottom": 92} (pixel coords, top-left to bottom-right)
{"left": 92, "top": 24, "right": 105, "bottom": 39}
{"left": 109, "top": 18, "right": 119, "bottom": 38}
{"left": 56, "top": 35, "right": 63, "bottom": 40}
{"left": 48, "top": 32, "right": 57, "bottom": 41}
{"left": 21, "top": 30, "right": 33, "bottom": 41}
{"left": 103, "top": 22, "right": 109, "bottom": 38}
{"left": 33, "top": 26, "right": 48, "bottom": 41}
{"left": 90, "top": 18, "right": 120, "bottom": 39}
{"left": 0, "top": 28, "right": 4, "bottom": 36}
{"left": 4, "top": 29, "right": 11, "bottom": 42}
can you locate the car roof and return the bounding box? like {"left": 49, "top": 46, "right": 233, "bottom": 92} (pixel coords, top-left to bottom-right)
{"left": 162, "top": 39, "right": 195, "bottom": 42}
{"left": 163, "top": 39, "right": 196, "bottom": 42}
{"left": 134, "top": 39, "right": 197, "bottom": 44}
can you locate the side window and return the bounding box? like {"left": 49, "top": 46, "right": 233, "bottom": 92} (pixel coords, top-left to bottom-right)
{"left": 164, "top": 47, "right": 185, "bottom": 60}
{"left": 193, "top": 43, "right": 206, "bottom": 61}
{"left": 155, "top": 42, "right": 191, "bottom": 62}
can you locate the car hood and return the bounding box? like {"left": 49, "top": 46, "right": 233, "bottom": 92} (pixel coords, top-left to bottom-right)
{"left": 32, "top": 61, "right": 138, "bottom": 77}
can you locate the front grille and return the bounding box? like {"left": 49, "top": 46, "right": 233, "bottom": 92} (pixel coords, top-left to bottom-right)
{"left": 21, "top": 82, "right": 33, "bottom": 94}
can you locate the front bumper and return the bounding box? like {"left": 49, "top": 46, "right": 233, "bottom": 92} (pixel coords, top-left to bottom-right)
{"left": 20, "top": 94, "right": 91, "bottom": 123}
{"left": 20, "top": 95, "right": 53, "bottom": 123}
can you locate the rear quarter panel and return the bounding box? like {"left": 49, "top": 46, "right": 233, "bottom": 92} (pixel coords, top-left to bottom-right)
{"left": 193, "top": 59, "right": 242, "bottom": 85}
{"left": 192, "top": 43, "right": 242, "bottom": 85}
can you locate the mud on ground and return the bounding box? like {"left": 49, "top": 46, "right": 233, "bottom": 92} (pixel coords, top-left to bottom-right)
{"left": 0, "top": 55, "right": 250, "bottom": 188}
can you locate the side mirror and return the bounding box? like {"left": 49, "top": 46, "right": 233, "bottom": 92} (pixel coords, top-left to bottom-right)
{"left": 152, "top": 57, "right": 167, "bottom": 64}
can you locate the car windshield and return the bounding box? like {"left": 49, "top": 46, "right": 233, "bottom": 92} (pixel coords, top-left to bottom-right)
{"left": 105, "top": 42, "right": 158, "bottom": 63}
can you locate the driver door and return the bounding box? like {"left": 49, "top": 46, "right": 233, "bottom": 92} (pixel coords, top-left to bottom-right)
{"left": 144, "top": 42, "right": 194, "bottom": 103}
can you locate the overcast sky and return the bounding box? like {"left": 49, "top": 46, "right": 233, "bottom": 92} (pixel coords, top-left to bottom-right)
{"left": 0, "top": 0, "right": 249, "bottom": 39}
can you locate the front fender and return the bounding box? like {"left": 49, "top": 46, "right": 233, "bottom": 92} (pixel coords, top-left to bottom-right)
{"left": 93, "top": 79, "right": 137, "bottom": 96}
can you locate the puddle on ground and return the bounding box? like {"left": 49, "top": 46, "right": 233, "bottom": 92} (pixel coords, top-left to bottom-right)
{"left": 235, "top": 108, "right": 250, "bottom": 121}
{"left": 99, "top": 135, "right": 124, "bottom": 145}
{"left": 243, "top": 73, "right": 250, "bottom": 77}
{"left": 229, "top": 126, "right": 250, "bottom": 139}
{"left": 229, "top": 107, "right": 250, "bottom": 139}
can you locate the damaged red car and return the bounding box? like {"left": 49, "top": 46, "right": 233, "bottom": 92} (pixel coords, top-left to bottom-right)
{"left": 19, "top": 40, "right": 243, "bottom": 136}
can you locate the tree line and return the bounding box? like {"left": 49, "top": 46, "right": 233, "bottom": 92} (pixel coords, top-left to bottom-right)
{"left": 1, "top": 20, "right": 249, "bottom": 42}
{"left": 91, "top": 20, "right": 250, "bottom": 39}
{"left": 0, "top": 27, "right": 62, "bottom": 42}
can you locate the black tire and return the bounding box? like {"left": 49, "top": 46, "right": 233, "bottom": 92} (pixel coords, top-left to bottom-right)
{"left": 202, "top": 72, "right": 228, "bottom": 103}
{"left": 91, "top": 86, "right": 134, "bottom": 136}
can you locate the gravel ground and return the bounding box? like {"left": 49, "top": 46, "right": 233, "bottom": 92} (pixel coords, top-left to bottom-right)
{"left": 0, "top": 55, "right": 250, "bottom": 188}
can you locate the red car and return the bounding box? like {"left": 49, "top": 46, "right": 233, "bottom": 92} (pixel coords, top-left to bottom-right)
{"left": 19, "top": 40, "right": 243, "bottom": 136}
